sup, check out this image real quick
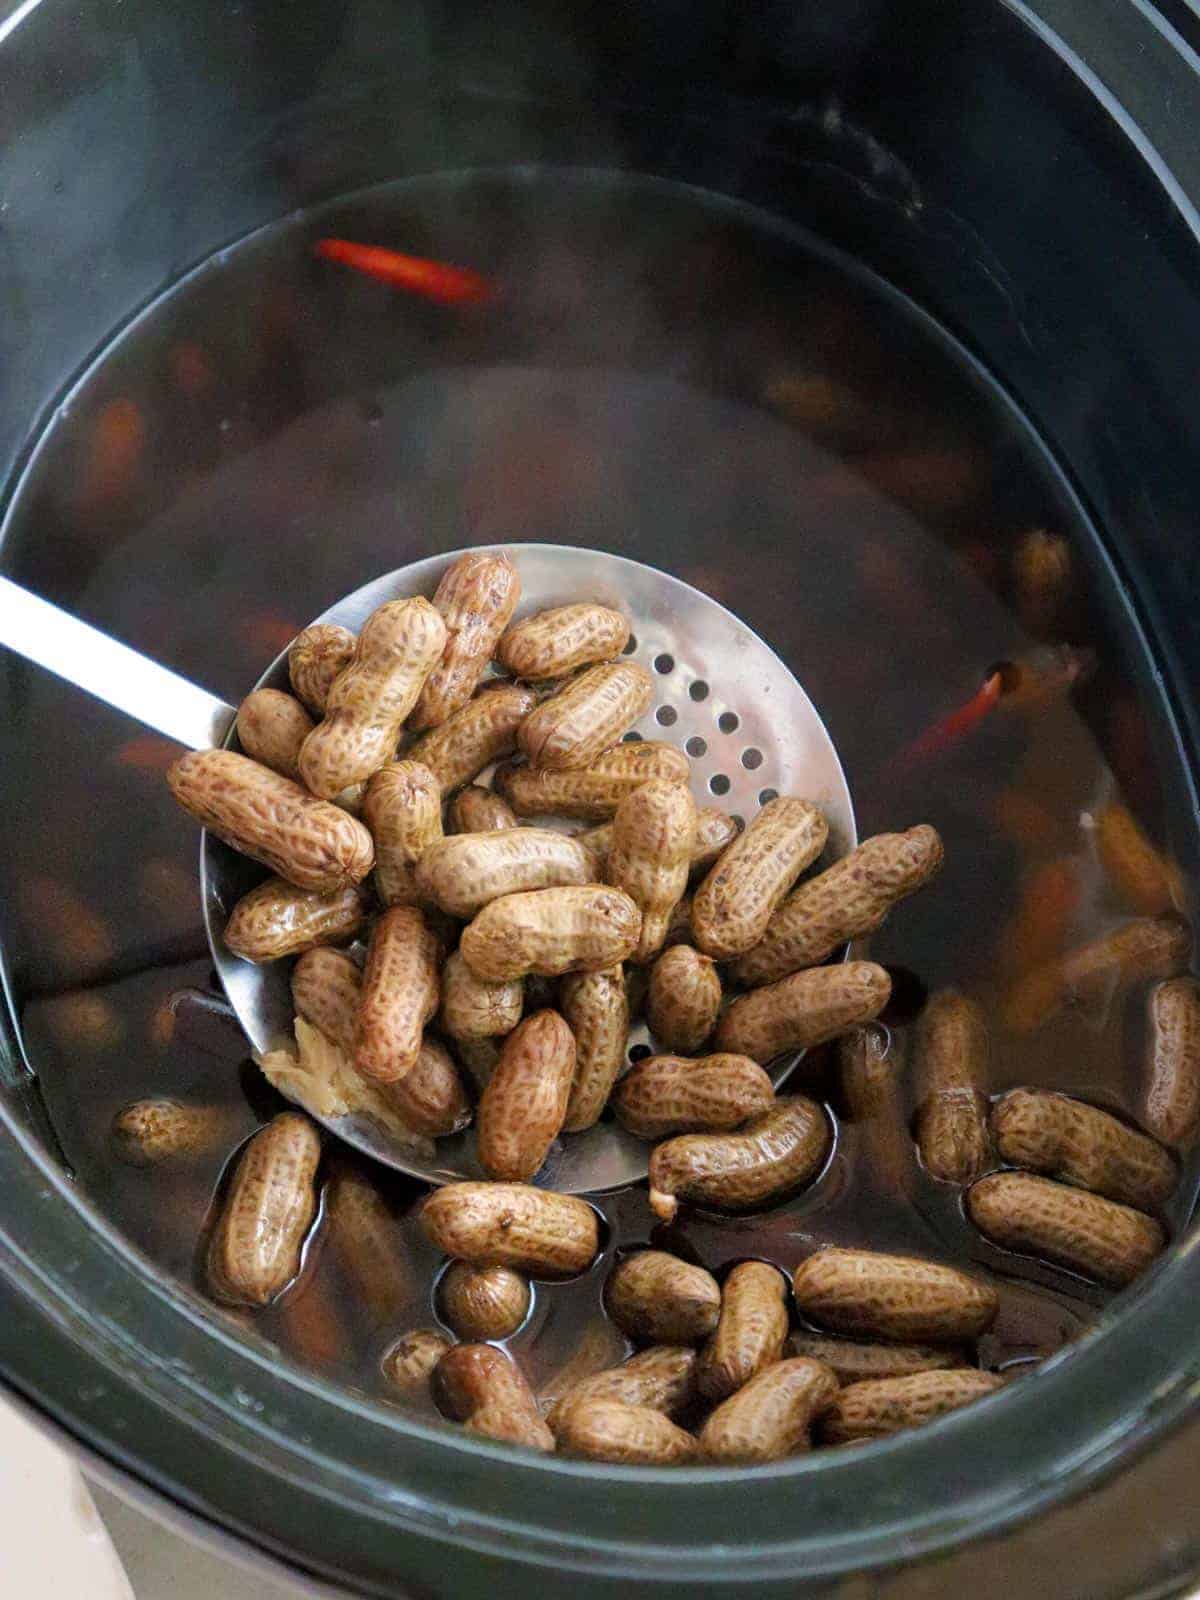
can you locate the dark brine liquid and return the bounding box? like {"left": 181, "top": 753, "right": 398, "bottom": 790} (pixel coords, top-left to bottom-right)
{"left": 1, "top": 171, "right": 1193, "bottom": 1418}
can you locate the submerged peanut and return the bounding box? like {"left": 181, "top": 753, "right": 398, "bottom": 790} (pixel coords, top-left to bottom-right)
{"left": 536, "top": 1320, "right": 632, "bottom": 1415}
{"left": 1003, "top": 913, "right": 1191, "bottom": 1033}
{"left": 167, "top": 749, "right": 374, "bottom": 892}
{"left": 1144, "top": 977, "right": 1200, "bottom": 1148}
{"left": 607, "top": 780, "right": 697, "bottom": 962}
{"left": 363, "top": 760, "right": 443, "bottom": 906}
{"left": 556, "top": 1401, "right": 698, "bottom": 1465}
{"left": 792, "top": 1249, "right": 998, "bottom": 1342}
{"left": 207, "top": 1113, "right": 321, "bottom": 1306}
{"left": 289, "top": 623, "right": 356, "bottom": 715}
{"left": 440, "top": 949, "right": 524, "bottom": 1041}
{"left": 325, "top": 1166, "right": 415, "bottom": 1322}
{"left": 913, "top": 990, "right": 991, "bottom": 1185}
{"left": 518, "top": 661, "right": 653, "bottom": 770}
{"left": 421, "top": 1183, "right": 600, "bottom": 1278}
{"left": 560, "top": 966, "right": 630, "bottom": 1132}
{"left": 613, "top": 1054, "right": 774, "bottom": 1141}
{"left": 383, "top": 1328, "right": 453, "bottom": 1397}
{"left": 497, "top": 603, "right": 630, "bottom": 680}
{"left": 408, "top": 552, "right": 521, "bottom": 730}
{"left": 546, "top": 1346, "right": 697, "bottom": 1432}
{"left": 715, "top": 962, "right": 892, "bottom": 1064}
{"left": 439, "top": 1261, "right": 531, "bottom": 1340}
{"left": 409, "top": 683, "right": 537, "bottom": 793}
{"left": 355, "top": 906, "right": 440, "bottom": 1083}
{"left": 477, "top": 1010, "right": 576, "bottom": 1181}
{"left": 648, "top": 1095, "right": 829, "bottom": 1222}
{"left": 697, "top": 1262, "right": 790, "bottom": 1401}
{"left": 380, "top": 1036, "right": 472, "bottom": 1137}
{"left": 1094, "top": 803, "right": 1179, "bottom": 917}
{"left": 788, "top": 1334, "right": 965, "bottom": 1385}
{"left": 699, "top": 1358, "right": 839, "bottom": 1465}
{"left": 732, "top": 825, "right": 944, "bottom": 985}
{"left": 236, "top": 689, "right": 314, "bottom": 782}
{"left": 646, "top": 944, "right": 722, "bottom": 1053}
{"left": 692, "top": 797, "right": 828, "bottom": 960}
{"left": 417, "top": 828, "right": 596, "bottom": 919}
{"left": 495, "top": 741, "right": 690, "bottom": 820}
{"left": 224, "top": 877, "right": 367, "bottom": 963}
{"left": 111, "top": 1098, "right": 236, "bottom": 1167}
{"left": 991, "top": 1088, "right": 1175, "bottom": 1208}
{"left": 607, "top": 1251, "right": 721, "bottom": 1343}
{"left": 1013, "top": 527, "right": 1073, "bottom": 636}
{"left": 838, "top": 1024, "right": 914, "bottom": 1199}
{"left": 823, "top": 1369, "right": 1003, "bottom": 1443}
{"left": 968, "top": 1171, "right": 1164, "bottom": 1287}
{"left": 460, "top": 884, "right": 641, "bottom": 982}
{"left": 434, "top": 1343, "right": 553, "bottom": 1452}
{"left": 448, "top": 785, "right": 519, "bottom": 834}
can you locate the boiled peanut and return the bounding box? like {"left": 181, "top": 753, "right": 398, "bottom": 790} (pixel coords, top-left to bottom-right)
{"left": 607, "top": 780, "right": 697, "bottom": 962}
{"left": 1003, "top": 913, "right": 1191, "bottom": 1033}
{"left": 556, "top": 1401, "right": 697, "bottom": 1465}
{"left": 497, "top": 603, "right": 630, "bottom": 680}
{"left": 613, "top": 1053, "right": 774, "bottom": 1141}
{"left": 1144, "top": 976, "right": 1200, "bottom": 1147}
{"left": 913, "top": 990, "right": 990, "bottom": 1185}
{"left": 607, "top": 1251, "right": 721, "bottom": 1343}
{"left": 409, "top": 683, "right": 537, "bottom": 793}
{"left": 967, "top": 1171, "right": 1164, "bottom": 1287}
{"left": 417, "top": 828, "right": 596, "bottom": 919}
{"left": 207, "top": 1113, "right": 321, "bottom": 1306}
{"left": 715, "top": 962, "right": 892, "bottom": 1064}
{"left": 697, "top": 1261, "right": 790, "bottom": 1400}
{"left": 44, "top": 992, "right": 124, "bottom": 1052}
{"left": 440, "top": 948, "right": 524, "bottom": 1041}
{"left": 787, "top": 1333, "right": 965, "bottom": 1384}
{"left": 477, "top": 1009, "right": 576, "bottom": 1181}
{"left": 325, "top": 1166, "right": 415, "bottom": 1322}
{"left": 518, "top": 661, "right": 653, "bottom": 770}
{"left": 1095, "top": 803, "right": 1179, "bottom": 916}
{"left": 822, "top": 1369, "right": 1003, "bottom": 1443}
{"left": 363, "top": 760, "right": 443, "bottom": 906}
{"left": 663, "top": 893, "right": 695, "bottom": 949}
{"left": 288, "top": 623, "right": 356, "bottom": 715}
{"left": 991, "top": 1088, "right": 1175, "bottom": 1209}
{"left": 452, "top": 1035, "right": 502, "bottom": 1093}
{"left": 382, "top": 1328, "right": 453, "bottom": 1396}
{"left": 580, "top": 807, "right": 739, "bottom": 878}
{"left": 236, "top": 689, "right": 314, "bottom": 781}
{"left": 167, "top": 749, "right": 374, "bottom": 892}
{"left": 646, "top": 945, "right": 721, "bottom": 1053}
{"left": 292, "top": 948, "right": 359, "bottom": 1053}
{"left": 459, "top": 884, "right": 640, "bottom": 981}
{"left": 277, "top": 1274, "right": 348, "bottom": 1370}
{"left": 299, "top": 597, "right": 447, "bottom": 797}
{"left": 731, "top": 825, "right": 944, "bottom": 985}
{"left": 380, "top": 1037, "right": 472, "bottom": 1137}
{"left": 408, "top": 552, "right": 521, "bottom": 730}
{"left": 648, "top": 1095, "right": 829, "bottom": 1222}
{"left": 494, "top": 740, "right": 690, "bottom": 820}
{"left": 1013, "top": 527, "right": 1072, "bottom": 636}
{"left": 536, "top": 1319, "right": 633, "bottom": 1414}
{"left": 560, "top": 966, "right": 630, "bottom": 1132}
{"left": 448, "top": 785, "right": 519, "bottom": 834}
{"left": 224, "top": 877, "right": 367, "bottom": 963}
{"left": 420, "top": 1183, "right": 600, "bottom": 1277}
{"left": 434, "top": 1343, "right": 553, "bottom": 1452}
{"left": 355, "top": 906, "right": 440, "bottom": 1083}
{"left": 838, "top": 1024, "right": 914, "bottom": 1198}
{"left": 792, "top": 1249, "right": 998, "bottom": 1342}
{"left": 111, "top": 1098, "right": 236, "bottom": 1167}
{"left": 699, "top": 1358, "right": 839, "bottom": 1465}
{"left": 439, "top": 1261, "right": 531, "bottom": 1340}
{"left": 692, "top": 797, "right": 828, "bottom": 960}
{"left": 624, "top": 962, "right": 650, "bottom": 1023}
{"left": 546, "top": 1346, "right": 696, "bottom": 1432}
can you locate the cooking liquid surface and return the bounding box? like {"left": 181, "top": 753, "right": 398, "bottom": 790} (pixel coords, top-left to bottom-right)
{"left": 1, "top": 172, "right": 1193, "bottom": 1423}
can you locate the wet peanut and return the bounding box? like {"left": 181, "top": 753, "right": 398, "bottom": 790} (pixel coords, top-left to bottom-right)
{"left": 45, "top": 992, "right": 125, "bottom": 1051}
{"left": 494, "top": 740, "right": 690, "bottom": 820}
{"left": 968, "top": 1171, "right": 1164, "bottom": 1287}
{"left": 692, "top": 797, "right": 828, "bottom": 960}
{"left": 383, "top": 1328, "right": 453, "bottom": 1397}
{"left": 380, "top": 1036, "right": 472, "bottom": 1137}
{"left": 518, "top": 661, "right": 653, "bottom": 771}
{"left": 607, "top": 1251, "right": 721, "bottom": 1343}
{"left": 277, "top": 1273, "right": 348, "bottom": 1370}
{"left": 792, "top": 1249, "right": 998, "bottom": 1342}
{"left": 536, "top": 1319, "right": 633, "bottom": 1414}
{"left": 546, "top": 1346, "right": 696, "bottom": 1431}
{"left": 288, "top": 623, "right": 356, "bottom": 715}
{"left": 452, "top": 1035, "right": 502, "bottom": 1093}
{"left": 556, "top": 1401, "right": 698, "bottom": 1465}
{"left": 236, "top": 689, "right": 314, "bottom": 782}
{"left": 409, "top": 682, "right": 538, "bottom": 793}
{"left": 477, "top": 1009, "right": 576, "bottom": 1181}
{"left": 648, "top": 1095, "right": 829, "bottom": 1222}
{"left": 1144, "top": 976, "right": 1200, "bottom": 1148}
{"left": 439, "top": 1261, "right": 531, "bottom": 1340}
{"left": 408, "top": 552, "right": 521, "bottom": 730}
{"left": 355, "top": 906, "right": 440, "bottom": 1083}
{"left": 838, "top": 1024, "right": 914, "bottom": 1198}
{"left": 460, "top": 884, "right": 641, "bottom": 981}
{"left": 732, "top": 825, "right": 944, "bottom": 986}
{"left": 991, "top": 1088, "right": 1175, "bottom": 1209}
{"left": 697, "top": 1261, "right": 790, "bottom": 1401}
{"left": 607, "top": 780, "right": 698, "bottom": 961}
{"left": 497, "top": 603, "right": 631, "bottom": 680}
{"left": 434, "top": 1343, "right": 553, "bottom": 1452}
{"left": 1003, "top": 913, "right": 1191, "bottom": 1033}
{"left": 1095, "top": 803, "right": 1179, "bottom": 917}
{"left": 613, "top": 1054, "right": 774, "bottom": 1141}
{"left": 167, "top": 749, "right": 374, "bottom": 892}
{"left": 913, "top": 990, "right": 990, "bottom": 1185}
{"left": 787, "top": 1334, "right": 965, "bottom": 1384}
{"left": 224, "top": 876, "right": 367, "bottom": 963}
{"left": 417, "top": 828, "right": 596, "bottom": 919}
{"left": 699, "top": 1358, "right": 839, "bottom": 1465}
{"left": 715, "top": 962, "right": 892, "bottom": 1064}
{"left": 111, "top": 1098, "right": 236, "bottom": 1167}
{"left": 420, "top": 1183, "right": 600, "bottom": 1278}
{"left": 1012, "top": 527, "right": 1072, "bottom": 636}
{"left": 996, "top": 857, "right": 1081, "bottom": 982}
{"left": 646, "top": 944, "right": 721, "bottom": 1053}
{"left": 207, "top": 1113, "right": 321, "bottom": 1306}
{"left": 580, "top": 807, "right": 739, "bottom": 878}
{"left": 624, "top": 961, "right": 650, "bottom": 1023}
{"left": 823, "top": 1369, "right": 1003, "bottom": 1444}
{"left": 325, "top": 1166, "right": 415, "bottom": 1322}
{"left": 292, "top": 948, "right": 359, "bottom": 1054}
{"left": 440, "top": 949, "right": 524, "bottom": 1041}
{"left": 663, "top": 893, "right": 695, "bottom": 949}
{"left": 448, "top": 785, "right": 519, "bottom": 834}
{"left": 363, "top": 760, "right": 443, "bottom": 906}
{"left": 560, "top": 965, "right": 630, "bottom": 1132}
{"left": 299, "top": 597, "right": 448, "bottom": 797}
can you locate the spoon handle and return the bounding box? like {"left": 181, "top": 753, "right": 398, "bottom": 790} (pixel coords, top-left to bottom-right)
{"left": 0, "top": 577, "right": 235, "bottom": 750}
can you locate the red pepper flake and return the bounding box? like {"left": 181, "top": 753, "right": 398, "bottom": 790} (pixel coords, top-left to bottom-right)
{"left": 314, "top": 238, "right": 494, "bottom": 306}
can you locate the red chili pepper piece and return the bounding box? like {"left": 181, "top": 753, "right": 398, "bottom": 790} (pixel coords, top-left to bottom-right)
{"left": 314, "top": 238, "right": 494, "bottom": 306}
{"left": 889, "top": 670, "right": 1004, "bottom": 775}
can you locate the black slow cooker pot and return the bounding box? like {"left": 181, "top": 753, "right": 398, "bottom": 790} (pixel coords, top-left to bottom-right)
{"left": 4, "top": 1, "right": 1200, "bottom": 1595}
